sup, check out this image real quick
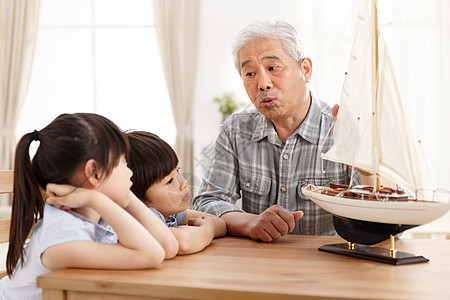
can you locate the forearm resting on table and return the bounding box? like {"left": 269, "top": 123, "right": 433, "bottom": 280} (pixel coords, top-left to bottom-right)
{"left": 220, "top": 211, "right": 253, "bottom": 237}
{"left": 125, "top": 192, "right": 179, "bottom": 259}
{"left": 185, "top": 209, "right": 227, "bottom": 237}
{"left": 170, "top": 226, "right": 215, "bottom": 255}
{"left": 43, "top": 191, "right": 166, "bottom": 270}
{"left": 212, "top": 216, "right": 227, "bottom": 237}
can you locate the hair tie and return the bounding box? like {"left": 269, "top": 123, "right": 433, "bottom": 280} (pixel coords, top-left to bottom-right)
{"left": 31, "top": 130, "right": 39, "bottom": 141}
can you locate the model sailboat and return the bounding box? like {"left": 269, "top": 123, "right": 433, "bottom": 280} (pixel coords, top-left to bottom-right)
{"left": 301, "top": 0, "right": 450, "bottom": 264}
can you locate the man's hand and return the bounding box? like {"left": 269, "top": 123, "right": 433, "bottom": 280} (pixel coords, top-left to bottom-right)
{"left": 248, "top": 205, "right": 303, "bottom": 242}
{"left": 332, "top": 104, "right": 339, "bottom": 119}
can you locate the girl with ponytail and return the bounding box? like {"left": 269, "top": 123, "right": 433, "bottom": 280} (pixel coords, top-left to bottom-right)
{"left": 0, "top": 113, "right": 178, "bottom": 300}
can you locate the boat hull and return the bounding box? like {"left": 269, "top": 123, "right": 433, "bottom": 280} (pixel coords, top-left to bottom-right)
{"left": 302, "top": 186, "right": 450, "bottom": 225}
{"left": 332, "top": 215, "right": 416, "bottom": 245}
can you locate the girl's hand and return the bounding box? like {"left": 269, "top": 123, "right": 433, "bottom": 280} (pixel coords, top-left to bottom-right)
{"left": 46, "top": 183, "right": 97, "bottom": 210}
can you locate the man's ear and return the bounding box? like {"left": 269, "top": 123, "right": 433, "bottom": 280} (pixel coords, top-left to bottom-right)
{"left": 84, "top": 159, "right": 101, "bottom": 187}
{"left": 300, "top": 57, "right": 312, "bottom": 82}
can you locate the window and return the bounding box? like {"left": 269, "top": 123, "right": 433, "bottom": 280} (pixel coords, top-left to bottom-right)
{"left": 18, "top": 0, "right": 175, "bottom": 144}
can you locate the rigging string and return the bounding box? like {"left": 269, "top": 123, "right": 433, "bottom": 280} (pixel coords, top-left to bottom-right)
{"left": 318, "top": 119, "right": 335, "bottom": 181}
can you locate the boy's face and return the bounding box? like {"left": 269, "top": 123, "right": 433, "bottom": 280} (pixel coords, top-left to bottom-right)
{"left": 144, "top": 166, "right": 189, "bottom": 219}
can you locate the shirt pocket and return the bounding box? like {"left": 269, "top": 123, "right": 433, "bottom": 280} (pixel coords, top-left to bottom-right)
{"left": 240, "top": 171, "right": 272, "bottom": 198}
{"left": 297, "top": 180, "right": 312, "bottom": 201}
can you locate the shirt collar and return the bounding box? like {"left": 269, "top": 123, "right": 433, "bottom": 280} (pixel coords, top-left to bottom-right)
{"left": 296, "top": 92, "right": 323, "bottom": 145}
{"left": 251, "top": 91, "right": 325, "bottom": 145}
{"left": 251, "top": 113, "right": 282, "bottom": 145}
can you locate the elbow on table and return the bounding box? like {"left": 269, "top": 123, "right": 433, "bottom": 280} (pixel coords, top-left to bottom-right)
{"left": 136, "top": 245, "right": 166, "bottom": 269}
{"left": 172, "top": 229, "right": 194, "bottom": 255}
{"left": 177, "top": 230, "right": 214, "bottom": 255}
{"left": 173, "top": 230, "right": 208, "bottom": 255}
{"left": 163, "top": 238, "right": 179, "bottom": 259}
{"left": 177, "top": 238, "right": 196, "bottom": 255}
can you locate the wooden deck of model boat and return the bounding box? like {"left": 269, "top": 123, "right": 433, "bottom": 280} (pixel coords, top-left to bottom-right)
{"left": 302, "top": 185, "right": 450, "bottom": 225}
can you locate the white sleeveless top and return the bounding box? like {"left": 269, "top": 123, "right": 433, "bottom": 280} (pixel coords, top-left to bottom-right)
{"left": 0, "top": 204, "right": 118, "bottom": 300}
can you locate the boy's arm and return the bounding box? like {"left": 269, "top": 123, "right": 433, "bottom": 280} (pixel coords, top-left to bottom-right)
{"left": 170, "top": 217, "right": 215, "bottom": 255}
{"left": 124, "top": 192, "right": 179, "bottom": 259}
{"left": 184, "top": 209, "right": 227, "bottom": 237}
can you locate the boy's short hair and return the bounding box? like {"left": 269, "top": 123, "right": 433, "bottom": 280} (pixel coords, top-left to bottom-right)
{"left": 127, "top": 131, "right": 178, "bottom": 201}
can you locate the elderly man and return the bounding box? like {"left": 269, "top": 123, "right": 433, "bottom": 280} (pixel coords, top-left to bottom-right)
{"left": 193, "top": 20, "right": 360, "bottom": 242}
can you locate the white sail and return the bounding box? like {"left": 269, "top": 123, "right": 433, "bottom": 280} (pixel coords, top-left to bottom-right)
{"left": 322, "top": 0, "right": 423, "bottom": 194}
{"left": 376, "top": 38, "right": 423, "bottom": 193}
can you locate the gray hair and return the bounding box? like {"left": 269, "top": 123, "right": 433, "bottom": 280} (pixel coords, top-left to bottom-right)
{"left": 232, "top": 20, "right": 305, "bottom": 76}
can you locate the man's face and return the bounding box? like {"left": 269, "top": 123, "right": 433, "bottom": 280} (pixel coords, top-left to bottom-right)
{"left": 238, "top": 39, "right": 311, "bottom": 123}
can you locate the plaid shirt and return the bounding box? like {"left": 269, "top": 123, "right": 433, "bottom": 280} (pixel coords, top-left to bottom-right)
{"left": 193, "top": 92, "right": 359, "bottom": 235}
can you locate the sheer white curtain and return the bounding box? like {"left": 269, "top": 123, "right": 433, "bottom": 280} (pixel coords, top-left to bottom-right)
{"left": 153, "top": 0, "right": 200, "bottom": 187}
{"left": 385, "top": 0, "right": 450, "bottom": 192}
{"left": 0, "top": 0, "right": 40, "bottom": 172}
{"left": 385, "top": 0, "right": 450, "bottom": 233}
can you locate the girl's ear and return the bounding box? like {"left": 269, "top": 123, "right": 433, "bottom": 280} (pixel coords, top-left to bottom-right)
{"left": 84, "top": 159, "right": 101, "bottom": 187}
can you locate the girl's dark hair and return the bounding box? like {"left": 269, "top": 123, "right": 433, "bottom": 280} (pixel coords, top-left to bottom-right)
{"left": 126, "top": 131, "right": 178, "bottom": 202}
{"left": 7, "top": 113, "right": 128, "bottom": 276}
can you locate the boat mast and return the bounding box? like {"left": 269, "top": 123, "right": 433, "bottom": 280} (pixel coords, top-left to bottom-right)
{"left": 373, "top": 0, "right": 381, "bottom": 191}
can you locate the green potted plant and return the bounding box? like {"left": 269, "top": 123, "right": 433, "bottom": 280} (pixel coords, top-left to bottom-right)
{"left": 213, "top": 92, "right": 246, "bottom": 123}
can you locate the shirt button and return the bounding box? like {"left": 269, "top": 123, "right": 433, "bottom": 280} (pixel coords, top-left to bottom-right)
{"left": 283, "top": 154, "right": 289, "bottom": 160}
{"left": 280, "top": 186, "right": 286, "bottom": 193}
{"left": 245, "top": 182, "right": 251, "bottom": 188}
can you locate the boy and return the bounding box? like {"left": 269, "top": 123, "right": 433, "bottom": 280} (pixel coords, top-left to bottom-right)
{"left": 126, "top": 131, "right": 227, "bottom": 255}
